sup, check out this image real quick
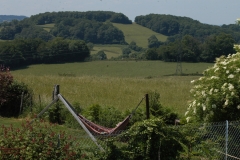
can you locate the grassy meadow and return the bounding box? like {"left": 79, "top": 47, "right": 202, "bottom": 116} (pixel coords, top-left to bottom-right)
{"left": 11, "top": 61, "right": 213, "bottom": 117}
{"left": 36, "top": 23, "right": 55, "bottom": 32}
{"left": 113, "top": 23, "right": 168, "bottom": 48}
{"left": 90, "top": 44, "right": 123, "bottom": 58}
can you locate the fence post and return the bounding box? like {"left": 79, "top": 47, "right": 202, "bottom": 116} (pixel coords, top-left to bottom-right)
{"left": 19, "top": 92, "right": 24, "bottom": 116}
{"left": 225, "top": 120, "right": 228, "bottom": 160}
{"left": 145, "top": 94, "right": 150, "bottom": 119}
{"left": 53, "top": 85, "right": 60, "bottom": 100}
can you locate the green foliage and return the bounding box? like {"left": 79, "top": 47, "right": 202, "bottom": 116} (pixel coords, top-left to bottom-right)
{"left": 87, "top": 42, "right": 94, "bottom": 50}
{"left": 200, "top": 33, "right": 236, "bottom": 62}
{"left": 109, "top": 13, "right": 132, "bottom": 24}
{"left": 83, "top": 104, "right": 124, "bottom": 128}
{"left": 91, "top": 50, "right": 107, "bottom": 60}
{"left": 0, "top": 67, "right": 33, "bottom": 117}
{"left": 121, "top": 47, "right": 131, "bottom": 55}
{"left": 145, "top": 48, "right": 158, "bottom": 60}
{"left": 64, "top": 102, "right": 83, "bottom": 129}
{"left": 0, "top": 38, "right": 90, "bottom": 68}
{"left": 0, "top": 120, "right": 84, "bottom": 159}
{"left": 157, "top": 33, "right": 235, "bottom": 63}
{"left": 186, "top": 52, "right": 240, "bottom": 122}
{"left": 135, "top": 14, "right": 180, "bottom": 36}
{"left": 121, "top": 118, "right": 183, "bottom": 160}
{"left": 148, "top": 35, "right": 161, "bottom": 48}
{"left": 15, "top": 25, "right": 53, "bottom": 41}
{"left": 48, "top": 102, "right": 65, "bottom": 124}
{"left": 149, "top": 91, "right": 178, "bottom": 125}
{"left": 135, "top": 14, "right": 240, "bottom": 43}
{"left": 129, "top": 41, "right": 143, "bottom": 52}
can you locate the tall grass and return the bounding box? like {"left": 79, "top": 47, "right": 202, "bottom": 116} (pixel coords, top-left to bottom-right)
{"left": 11, "top": 61, "right": 212, "bottom": 78}
{"left": 11, "top": 61, "right": 212, "bottom": 117}
{"left": 12, "top": 75, "right": 195, "bottom": 117}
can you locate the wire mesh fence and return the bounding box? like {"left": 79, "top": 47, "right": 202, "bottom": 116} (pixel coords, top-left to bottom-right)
{"left": 67, "top": 120, "right": 240, "bottom": 159}
{"left": 176, "top": 120, "right": 240, "bottom": 159}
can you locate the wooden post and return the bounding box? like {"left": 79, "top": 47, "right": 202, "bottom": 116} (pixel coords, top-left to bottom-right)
{"left": 145, "top": 94, "right": 150, "bottom": 119}
{"left": 39, "top": 95, "right": 41, "bottom": 108}
{"left": 53, "top": 85, "right": 60, "bottom": 100}
{"left": 19, "top": 92, "right": 24, "bottom": 116}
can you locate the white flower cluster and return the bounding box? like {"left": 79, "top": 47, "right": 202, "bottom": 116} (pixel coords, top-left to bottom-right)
{"left": 186, "top": 52, "right": 240, "bottom": 122}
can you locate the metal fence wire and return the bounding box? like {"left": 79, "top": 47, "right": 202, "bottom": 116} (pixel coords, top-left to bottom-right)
{"left": 178, "top": 120, "right": 240, "bottom": 160}
{"left": 70, "top": 120, "right": 240, "bottom": 159}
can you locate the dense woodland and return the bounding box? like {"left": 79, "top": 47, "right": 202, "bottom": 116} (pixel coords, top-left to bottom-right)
{"left": 0, "top": 38, "right": 90, "bottom": 67}
{"left": 0, "top": 11, "right": 239, "bottom": 67}
{"left": 135, "top": 14, "right": 240, "bottom": 43}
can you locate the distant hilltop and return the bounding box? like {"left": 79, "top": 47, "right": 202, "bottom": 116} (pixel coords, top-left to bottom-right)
{"left": 0, "top": 15, "right": 28, "bottom": 23}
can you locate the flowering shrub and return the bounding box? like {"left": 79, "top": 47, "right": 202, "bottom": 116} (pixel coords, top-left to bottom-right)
{"left": 0, "top": 120, "right": 85, "bottom": 159}
{"left": 0, "top": 65, "right": 33, "bottom": 117}
{"left": 186, "top": 52, "right": 240, "bottom": 122}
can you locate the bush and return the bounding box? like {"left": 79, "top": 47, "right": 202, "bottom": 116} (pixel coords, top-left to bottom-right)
{"left": 0, "top": 120, "right": 85, "bottom": 159}
{"left": 121, "top": 118, "right": 183, "bottom": 160}
{"left": 0, "top": 66, "right": 33, "bottom": 117}
{"left": 48, "top": 102, "right": 66, "bottom": 125}
{"left": 149, "top": 91, "right": 179, "bottom": 125}
{"left": 186, "top": 52, "right": 240, "bottom": 122}
{"left": 82, "top": 104, "right": 124, "bottom": 128}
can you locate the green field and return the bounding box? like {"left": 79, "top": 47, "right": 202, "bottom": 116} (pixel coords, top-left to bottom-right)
{"left": 36, "top": 23, "right": 55, "bottom": 32}
{"left": 91, "top": 44, "right": 124, "bottom": 58}
{"left": 11, "top": 61, "right": 213, "bottom": 116}
{"left": 113, "top": 23, "right": 168, "bottom": 48}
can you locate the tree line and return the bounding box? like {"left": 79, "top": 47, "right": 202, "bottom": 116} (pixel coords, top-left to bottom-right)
{"left": 0, "top": 11, "right": 130, "bottom": 44}
{"left": 145, "top": 33, "right": 236, "bottom": 62}
{"left": 135, "top": 14, "right": 240, "bottom": 43}
{"left": 0, "top": 38, "right": 90, "bottom": 68}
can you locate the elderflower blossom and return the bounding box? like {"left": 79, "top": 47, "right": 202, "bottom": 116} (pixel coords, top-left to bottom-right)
{"left": 224, "top": 99, "right": 229, "bottom": 106}
{"left": 228, "top": 74, "right": 234, "bottom": 78}
{"left": 228, "top": 83, "right": 234, "bottom": 91}
{"left": 237, "top": 105, "right": 240, "bottom": 110}
{"left": 235, "top": 68, "right": 240, "bottom": 73}
{"left": 212, "top": 104, "right": 216, "bottom": 109}
{"left": 202, "top": 104, "right": 206, "bottom": 111}
{"left": 211, "top": 76, "right": 219, "bottom": 79}
{"left": 186, "top": 51, "right": 240, "bottom": 123}
{"left": 214, "top": 67, "right": 219, "bottom": 72}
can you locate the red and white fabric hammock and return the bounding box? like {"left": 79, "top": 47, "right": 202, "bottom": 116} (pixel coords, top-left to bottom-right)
{"left": 77, "top": 114, "right": 131, "bottom": 135}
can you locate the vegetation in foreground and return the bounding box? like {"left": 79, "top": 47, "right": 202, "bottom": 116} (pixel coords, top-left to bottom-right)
{"left": 1, "top": 51, "right": 240, "bottom": 159}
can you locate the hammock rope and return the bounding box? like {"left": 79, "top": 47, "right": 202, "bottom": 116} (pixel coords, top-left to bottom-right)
{"left": 68, "top": 95, "right": 146, "bottom": 135}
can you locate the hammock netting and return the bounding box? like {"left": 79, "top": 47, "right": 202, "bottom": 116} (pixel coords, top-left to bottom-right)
{"left": 77, "top": 114, "right": 131, "bottom": 135}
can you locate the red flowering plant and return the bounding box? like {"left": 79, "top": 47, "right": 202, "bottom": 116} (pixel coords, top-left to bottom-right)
{"left": 0, "top": 65, "right": 13, "bottom": 106}
{"left": 0, "top": 119, "right": 85, "bottom": 159}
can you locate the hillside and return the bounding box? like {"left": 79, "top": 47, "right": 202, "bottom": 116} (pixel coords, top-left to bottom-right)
{"left": 36, "top": 22, "right": 168, "bottom": 48}
{"left": 113, "top": 23, "right": 167, "bottom": 48}
{"left": 135, "top": 14, "right": 240, "bottom": 43}
{"left": 0, "top": 15, "right": 27, "bottom": 23}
